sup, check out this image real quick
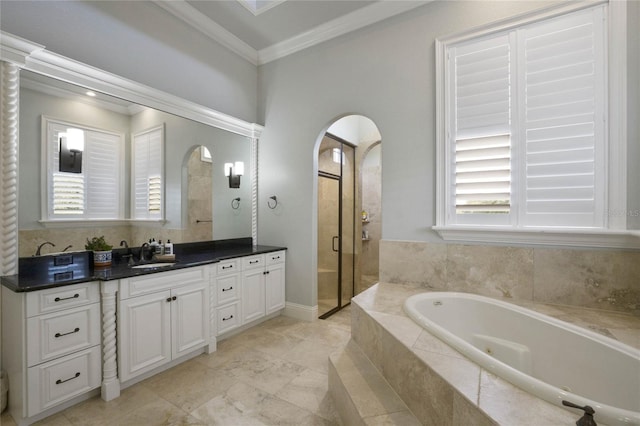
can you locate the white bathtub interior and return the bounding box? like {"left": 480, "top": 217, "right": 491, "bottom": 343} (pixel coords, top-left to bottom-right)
{"left": 404, "top": 292, "right": 640, "bottom": 426}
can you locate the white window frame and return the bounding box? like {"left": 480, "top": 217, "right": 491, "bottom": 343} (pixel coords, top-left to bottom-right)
{"left": 131, "top": 125, "right": 165, "bottom": 222}
{"left": 434, "top": 0, "right": 633, "bottom": 249}
{"left": 40, "top": 116, "right": 125, "bottom": 225}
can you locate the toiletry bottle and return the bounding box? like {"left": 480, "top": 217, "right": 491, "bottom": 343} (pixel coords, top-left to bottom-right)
{"left": 150, "top": 238, "right": 158, "bottom": 253}
{"left": 165, "top": 240, "right": 173, "bottom": 255}
{"left": 158, "top": 240, "right": 165, "bottom": 255}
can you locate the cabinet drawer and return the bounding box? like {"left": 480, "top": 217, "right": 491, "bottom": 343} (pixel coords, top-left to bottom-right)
{"left": 27, "top": 303, "right": 101, "bottom": 367}
{"left": 266, "top": 251, "right": 285, "bottom": 266}
{"left": 120, "top": 266, "right": 207, "bottom": 299}
{"left": 216, "top": 302, "right": 240, "bottom": 335}
{"left": 216, "top": 274, "right": 240, "bottom": 306}
{"left": 26, "top": 282, "right": 100, "bottom": 317}
{"left": 242, "top": 254, "right": 264, "bottom": 270}
{"left": 217, "top": 259, "right": 239, "bottom": 275}
{"left": 27, "top": 345, "right": 101, "bottom": 417}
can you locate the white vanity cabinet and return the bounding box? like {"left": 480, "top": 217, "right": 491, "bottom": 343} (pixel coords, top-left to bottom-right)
{"left": 241, "top": 251, "right": 286, "bottom": 322}
{"left": 264, "top": 251, "right": 286, "bottom": 314}
{"left": 1, "top": 282, "right": 102, "bottom": 423}
{"left": 118, "top": 267, "right": 210, "bottom": 383}
{"left": 211, "top": 250, "right": 286, "bottom": 338}
{"left": 241, "top": 255, "right": 267, "bottom": 323}
{"left": 211, "top": 258, "right": 242, "bottom": 335}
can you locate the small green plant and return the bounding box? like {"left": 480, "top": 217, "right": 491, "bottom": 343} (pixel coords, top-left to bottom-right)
{"left": 85, "top": 236, "right": 113, "bottom": 251}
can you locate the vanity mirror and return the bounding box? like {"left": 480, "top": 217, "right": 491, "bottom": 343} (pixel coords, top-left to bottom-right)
{"left": 17, "top": 70, "right": 254, "bottom": 256}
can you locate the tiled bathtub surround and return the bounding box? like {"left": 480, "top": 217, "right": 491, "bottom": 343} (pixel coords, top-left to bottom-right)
{"left": 380, "top": 240, "right": 640, "bottom": 314}
{"left": 347, "top": 283, "right": 640, "bottom": 426}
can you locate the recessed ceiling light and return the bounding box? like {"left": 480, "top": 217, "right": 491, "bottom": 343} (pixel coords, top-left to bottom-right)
{"left": 86, "top": 91, "right": 96, "bottom": 97}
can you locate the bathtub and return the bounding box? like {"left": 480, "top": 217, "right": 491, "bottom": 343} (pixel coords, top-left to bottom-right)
{"left": 403, "top": 292, "right": 640, "bottom": 426}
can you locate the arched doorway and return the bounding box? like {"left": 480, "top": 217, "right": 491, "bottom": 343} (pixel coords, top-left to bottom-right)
{"left": 317, "top": 115, "right": 381, "bottom": 318}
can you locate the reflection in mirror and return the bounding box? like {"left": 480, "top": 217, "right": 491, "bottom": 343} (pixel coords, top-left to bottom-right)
{"left": 18, "top": 71, "right": 251, "bottom": 257}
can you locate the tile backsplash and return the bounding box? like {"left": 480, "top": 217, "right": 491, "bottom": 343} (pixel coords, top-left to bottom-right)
{"left": 380, "top": 240, "right": 640, "bottom": 315}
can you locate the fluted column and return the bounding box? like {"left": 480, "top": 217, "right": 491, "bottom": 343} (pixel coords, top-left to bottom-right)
{"left": 0, "top": 60, "right": 20, "bottom": 276}
{"left": 100, "top": 280, "right": 120, "bottom": 401}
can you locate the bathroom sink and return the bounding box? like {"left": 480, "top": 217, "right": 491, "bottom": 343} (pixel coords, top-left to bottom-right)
{"left": 131, "top": 263, "right": 175, "bottom": 269}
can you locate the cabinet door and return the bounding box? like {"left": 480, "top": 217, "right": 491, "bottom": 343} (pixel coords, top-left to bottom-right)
{"left": 241, "top": 268, "right": 265, "bottom": 323}
{"left": 265, "top": 263, "right": 286, "bottom": 315}
{"left": 172, "top": 281, "right": 210, "bottom": 359}
{"left": 119, "top": 290, "right": 171, "bottom": 382}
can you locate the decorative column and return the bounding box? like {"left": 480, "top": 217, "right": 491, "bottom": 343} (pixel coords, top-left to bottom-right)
{"left": 100, "top": 280, "right": 120, "bottom": 401}
{"left": 251, "top": 137, "right": 258, "bottom": 247}
{"left": 0, "top": 60, "right": 20, "bottom": 276}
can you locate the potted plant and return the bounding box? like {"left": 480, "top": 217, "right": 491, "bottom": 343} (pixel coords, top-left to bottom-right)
{"left": 85, "top": 236, "right": 113, "bottom": 267}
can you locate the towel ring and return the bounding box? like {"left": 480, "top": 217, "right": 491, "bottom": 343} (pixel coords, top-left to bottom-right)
{"left": 231, "top": 197, "right": 240, "bottom": 209}
{"left": 268, "top": 196, "right": 278, "bottom": 209}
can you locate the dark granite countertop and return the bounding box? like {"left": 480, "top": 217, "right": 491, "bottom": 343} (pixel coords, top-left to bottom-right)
{"left": 0, "top": 239, "right": 286, "bottom": 293}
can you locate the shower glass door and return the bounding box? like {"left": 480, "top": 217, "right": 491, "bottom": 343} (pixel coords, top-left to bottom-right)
{"left": 317, "top": 134, "right": 355, "bottom": 319}
{"left": 317, "top": 176, "right": 339, "bottom": 317}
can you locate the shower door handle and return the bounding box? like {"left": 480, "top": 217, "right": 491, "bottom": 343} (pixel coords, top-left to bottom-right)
{"left": 332, "top": 236, "right": 339, "bottom": 252}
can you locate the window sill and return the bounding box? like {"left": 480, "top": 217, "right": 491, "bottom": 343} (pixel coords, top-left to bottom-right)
{"left": 39, "top": 219, "right": 167, "bottom": 228}
{"left": 432, "top": 226, "right": 640, "bottom": 249}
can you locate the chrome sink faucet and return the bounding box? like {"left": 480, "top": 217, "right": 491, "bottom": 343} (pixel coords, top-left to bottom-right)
{"left": 34, "top": 241, "right": 55, "bottom": 256}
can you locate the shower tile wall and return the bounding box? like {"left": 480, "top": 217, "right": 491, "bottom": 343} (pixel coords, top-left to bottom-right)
{"left": 380, "top": 240, "right": 640, "bottom": 315}
{"left": 360, "top": 162, "right": 381, "bottom": 294}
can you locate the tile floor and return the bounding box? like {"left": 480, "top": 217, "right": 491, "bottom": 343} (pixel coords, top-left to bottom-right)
{"left": 1, "top": 307, "right": 352, "bottom": 426}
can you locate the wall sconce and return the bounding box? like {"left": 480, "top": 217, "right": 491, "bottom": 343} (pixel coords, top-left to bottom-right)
{"left": 224, "top": 161, "right": 244, "bottom": 188}
{"left": 59, "top": 128, "right": 84, "bottom": 173}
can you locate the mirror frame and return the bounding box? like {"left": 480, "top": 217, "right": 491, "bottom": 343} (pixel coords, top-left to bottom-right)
{"left": 0, "top": 31, "right": 262, "bottom": 275}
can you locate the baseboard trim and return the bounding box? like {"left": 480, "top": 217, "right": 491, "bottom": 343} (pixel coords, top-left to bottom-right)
{"left": 283, "top": 302, "right": 318, "bottom": 322}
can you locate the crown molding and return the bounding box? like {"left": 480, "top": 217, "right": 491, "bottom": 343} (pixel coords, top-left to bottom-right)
{"left": 153, "top": 0, "right": 259, "bottom": 65}
{"left": 258, "top": 1, "right": 430, "bottom": 65}
{"left": 237, "top": 0, "right": 288, "bottom": 17}
{"left": 0, "top": 31, "right": 263, "bottom": 138}
{"left": 153, "top": 0, "right": 429, "bottom": 66}
{"left": 0, "top": 31, "right": 44, "bottom": 66}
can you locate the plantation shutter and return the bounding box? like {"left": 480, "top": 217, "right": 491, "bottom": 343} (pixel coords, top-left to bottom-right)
{"left": 47, "top": 120, "right": 122, "bottom": 220}
{"left": 132, "top": 127, "right": 164, "bottom": 220}
{"left": 452, "top": 34, "right": 512, "bottom": 222}
{"left": 522, "top": 7, "right": 605, "bottom": 227}
{"left": 84, "top": 131, "right": 122, "bottom": 219}
{"left": 446, "top": 5, "right": 606, "bottom": 229}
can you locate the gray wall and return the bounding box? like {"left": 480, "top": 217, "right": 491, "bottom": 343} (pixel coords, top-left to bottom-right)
{"left": 257, "top": 1, "right": 639, "bottom": 307}
{"left": 0, "top": 0, "right": 257, "bottom": 123}
{"left": 628, "top": 0, "right": 640, "bottom": 230}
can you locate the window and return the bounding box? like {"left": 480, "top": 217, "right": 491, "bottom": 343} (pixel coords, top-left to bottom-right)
{"left": 44, "top": 118, "right": 124, "bottom": 220}
{"left": 132, "top": 126, "right": 164, "bottom": 220}
{"left": 437, "top": 4, "right": 618, "bottom": 235}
